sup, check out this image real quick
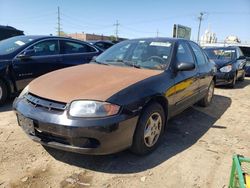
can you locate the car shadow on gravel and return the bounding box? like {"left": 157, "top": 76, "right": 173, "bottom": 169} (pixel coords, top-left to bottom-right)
{"left": 45, "top": 94, "right": 231, "bottom": 174}
{"left": 0, "top": 100, "right": 13, "bottom": 112}
{"left": 216, "top": 77, "right": 250, "bottom": 90}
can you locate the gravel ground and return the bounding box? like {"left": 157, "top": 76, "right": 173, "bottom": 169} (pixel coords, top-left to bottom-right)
{"left": 0, "top": 78, "right": 250, "bottom": 188}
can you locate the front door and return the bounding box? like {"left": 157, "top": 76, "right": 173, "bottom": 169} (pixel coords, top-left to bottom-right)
{"left": 13, "top": 39, "right": 62, "bottom": 91}
{"left": 173, "top": 41, "right": 200, "bottom": 114}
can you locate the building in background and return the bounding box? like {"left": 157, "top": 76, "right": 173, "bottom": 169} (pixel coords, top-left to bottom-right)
{"left": 0, "top": 25, "right": 24, "bottom": 41}
{"left": 224, "top": 35, "right": 241, "bottom": 44}
{"left": 200, "top": 28, "right": 217, "bottom": 45}
{"left": 65, "top": 32, "right": 126, "bottom": 42}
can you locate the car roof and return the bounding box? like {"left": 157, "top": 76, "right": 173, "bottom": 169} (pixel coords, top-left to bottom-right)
{"left": 86, "top": 40, "right": 114, "bottom": 44}
{"left": 203, "top": 46, "right": 238, "bottom": 50}
{"left": 19, "top": 35, "right": 90, "bottom": 43}
{"left": 127, "top": 37, "right": 192, "bottom": 43}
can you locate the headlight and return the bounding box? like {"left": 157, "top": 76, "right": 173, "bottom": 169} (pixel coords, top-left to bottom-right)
{"left": 69, "top": 100, "right": 120, "bottom": 118}
{"left": 220, "top": 65, "right": 232, "bottom": 73}
{"left": 18, "top": 85, "right": 29, "bottom": 98}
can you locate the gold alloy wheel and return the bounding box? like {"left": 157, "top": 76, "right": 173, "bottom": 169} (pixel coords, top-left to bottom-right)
{"left": 144, "top": 112, "right": 162, "bottom": 147}
{"left": 0, "top": 87, "right": 2, "bottom": 100}
{"left": 207, "top": 82, "right": 214, "bottom": 103}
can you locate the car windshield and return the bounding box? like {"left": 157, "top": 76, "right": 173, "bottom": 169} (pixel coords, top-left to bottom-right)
{"left": 95, "top": 39, "right": 173, "bottom": 70}
{"left": 204, "top": 48, "right": 236, "bottom": 61}
{"left": 0, "top": 36, "right": 35, "bottom": 55}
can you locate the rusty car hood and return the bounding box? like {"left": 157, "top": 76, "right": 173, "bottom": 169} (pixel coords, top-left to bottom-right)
{"left": 28, "top": 64, "right": 163, "bottom": 103}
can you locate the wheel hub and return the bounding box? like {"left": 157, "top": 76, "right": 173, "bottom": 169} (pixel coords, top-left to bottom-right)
{"left": 207, "top": 82, "right": 214, "bottom": 102}
{"left": 0, "top": 87, "right": 2, "bottom": 100}
{"left": 144, "top": 112, "right": 162, "bottom": 147}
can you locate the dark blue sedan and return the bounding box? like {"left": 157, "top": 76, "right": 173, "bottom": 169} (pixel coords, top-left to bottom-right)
{"left": 204, "top": 46, "right": 246, "bottom": 88}
{"left": 0, "top": 35, "right": 101, "bottom": 104}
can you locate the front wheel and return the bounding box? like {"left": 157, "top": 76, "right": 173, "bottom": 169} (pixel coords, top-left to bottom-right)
{"left": 198, "top": 81, "right": 214, "bottom": 107}
{"left": 130, "top": 103, "right": 165, "bottom": 155}
{"left": 238, "top": 71, "right": 245, "bottom": 81}
{"left": 229, "top": 73, "right": 237, "bottom": 88}
{"left": 0, "top": 80, "right": 8, "bottom": 105}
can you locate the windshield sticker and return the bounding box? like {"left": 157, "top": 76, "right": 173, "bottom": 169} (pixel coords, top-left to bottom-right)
{"left": 150, "top": 42, "right": 171, "bottom": 47}
{"left": 139, "top": 40, "right": 145, "bottom": 43}
{"left": 15, "top": 40, "right": 25, "bottom": 46}
{"left": 163, "top": 56, "right": 168, "bottom": 59}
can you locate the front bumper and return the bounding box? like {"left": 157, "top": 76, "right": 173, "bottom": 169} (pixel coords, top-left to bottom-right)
{"left": 215, "top": 71, "right": 235, "bottom": 85}
{"left": 13, "top": 97, "right": 138, "bottom": 155}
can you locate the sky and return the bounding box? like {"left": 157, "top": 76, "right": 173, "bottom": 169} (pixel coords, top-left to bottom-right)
{"left": 0, "top": 0, "right": 250, "bottom": 43}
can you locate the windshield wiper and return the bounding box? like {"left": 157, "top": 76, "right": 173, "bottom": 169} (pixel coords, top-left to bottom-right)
{"left": 91, "top": 59, "right": 109, "bottom": 66}
{"left": 106, "top": 59, "right": 141, "bottom": 69}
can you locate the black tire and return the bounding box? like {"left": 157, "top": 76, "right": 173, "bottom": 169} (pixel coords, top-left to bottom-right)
{"left": 238, "top": 71, "right": 245, "bottom": 81}
{"left": 0, "top": 80, "right": 8, "bottom": 105}
{"left": 229, "top": 73, "right": 237, "bottom": 88}
{"left": 198, "top": 81, "right": 214, "bottom": 107}
{"left": 130, "top": 102, "right": 166, "bottom": 155}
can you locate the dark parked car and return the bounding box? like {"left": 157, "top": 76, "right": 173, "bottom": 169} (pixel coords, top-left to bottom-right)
{"left": 87, "top": 40, "right": 114, "bottom": 51}
{"left": 0, "top": 35, "right": 101, "bottom": 104}
{"left": 204, "top": 46, "right": 246, "bottom": 87}
{"left": 239, "top": 46, "right": 250, "bottom": 76}
{"left": 13, "top": 38, "right": 216, "bottom": 155}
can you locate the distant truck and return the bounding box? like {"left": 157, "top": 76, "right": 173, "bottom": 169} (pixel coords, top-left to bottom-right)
{"left": 0, "top": 25, "right": 24, "bottom": 41}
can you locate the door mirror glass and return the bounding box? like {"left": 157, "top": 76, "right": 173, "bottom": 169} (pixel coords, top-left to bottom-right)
{"left": 238, "top": 55, "right": 245, "bottom": 60}
{"left": 176, "top": 61, "right": 195, "bottom": 71}
{"left": 92, "top": 56, "right": 97, "bottom": 61}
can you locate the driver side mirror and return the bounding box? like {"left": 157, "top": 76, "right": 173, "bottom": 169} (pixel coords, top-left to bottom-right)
{"left": 91, "top": 56, "right": 97, "bottom": 61}
{"left": 176, "top": 61, "right": 195, "bottom": 71}
{"left": 17, "top": 49, "right": 35, "bottom": 60}
{"left": 237, "top": 55, "right": 245, "bottom": 60}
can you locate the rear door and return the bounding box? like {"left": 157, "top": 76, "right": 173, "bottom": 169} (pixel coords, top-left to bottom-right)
{"left": 188, "top": 41, "right": 212, "bottom": 97}
{"left": 60, "top": 40, "right": 100, "bottom": 66}
{"left": 13, "top": 39, "right": 62, "bottom": 91}
{"left": 173, "top": 41, "right": 200, "bottom": 113}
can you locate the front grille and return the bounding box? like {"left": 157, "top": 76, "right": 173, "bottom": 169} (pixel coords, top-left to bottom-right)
{"left": 35, "top": 130, "right": 100, "bottom": 148}
{"left": 25, "top": 93, "right": 67, "bottom": 111}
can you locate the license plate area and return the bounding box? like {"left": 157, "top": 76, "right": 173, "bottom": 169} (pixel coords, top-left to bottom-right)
{"left": 17, "top": 114, "right": 35, "bottom": 135}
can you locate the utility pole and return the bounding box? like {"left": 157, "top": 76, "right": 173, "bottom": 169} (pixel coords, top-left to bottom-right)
{"left": 197, "top": 12, "right": 205, "bottom": 44}
{"left": 57, "top": 6, "right": 62, "bottom": 36}
{"left": 156, "top": 29, "right": 159, "bottom": 37}
{"left": 113, "top": 20, "right": 120, "bottom": 41}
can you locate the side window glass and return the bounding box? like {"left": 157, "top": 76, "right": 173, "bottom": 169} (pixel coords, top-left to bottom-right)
{"left": 176, "top": 42, "right": 194, "bottom": 63}
{"left": 104, "top": 43, "right": 113, "bottom": 49}
{"left": 62, "top": 41, "right": 96, "bottom": 54}
{"left": 189, "top": 42, "right": 207, "bottom": 65}
{"left": 28, "top": 40, "right": 59, "bottom": 56}
{"left": 237, "top": 48, "right": 244, "bottom": 58}
{"left": 95, "top": 42, "right": 105, "bottom": 49}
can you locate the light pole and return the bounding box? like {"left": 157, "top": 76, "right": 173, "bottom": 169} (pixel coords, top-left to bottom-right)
{"left": 197, "top": 12, "right": 205, "bottom": 44}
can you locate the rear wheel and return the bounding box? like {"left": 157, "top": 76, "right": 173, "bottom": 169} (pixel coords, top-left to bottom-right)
{"left": 130, "top": 102, "right": 165, "bottom": 155}
{"left": 198, "top": 81, "right": 214, "bottom": 107}
{"left": 0, "top": 80, "right": 8, "bottom": 105}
